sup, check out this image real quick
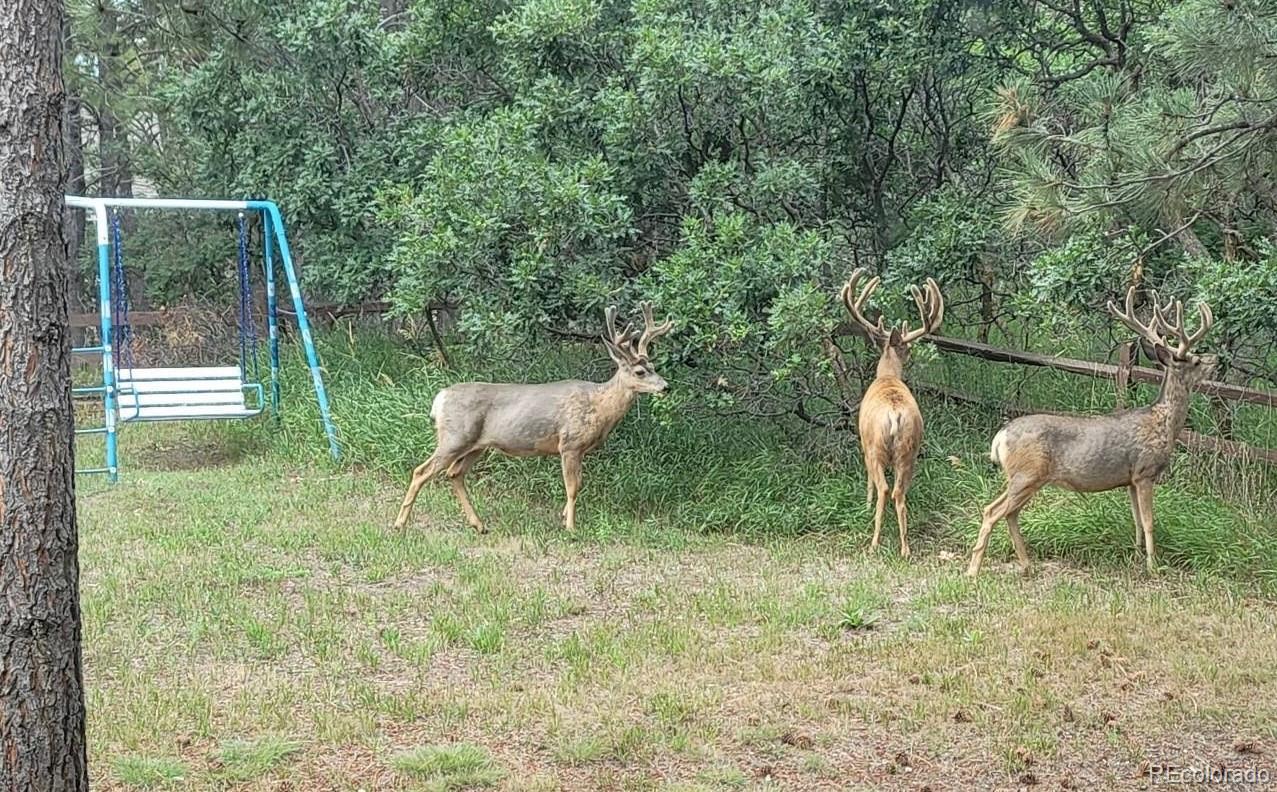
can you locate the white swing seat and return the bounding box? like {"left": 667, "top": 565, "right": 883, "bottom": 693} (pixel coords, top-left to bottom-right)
{"left": 117, "top": 367, "right": 262, "bottom": 422}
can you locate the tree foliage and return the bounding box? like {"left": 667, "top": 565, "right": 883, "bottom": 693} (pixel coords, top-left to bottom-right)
{"left": 62, "top": 0, "right": 1277, "bottom": 424}
{"left": 990, "top": 0, "right": 1277, "bottom": 376}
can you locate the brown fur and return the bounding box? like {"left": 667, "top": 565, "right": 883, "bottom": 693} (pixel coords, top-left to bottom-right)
{"left": 842, "top": 270, "right": 945, "bottom": 558}
{"left": 966, "top": 289, "right": 1216, "bottom": 576}
{"left": 393, "top": 304, "right": 672, "bottom": 533}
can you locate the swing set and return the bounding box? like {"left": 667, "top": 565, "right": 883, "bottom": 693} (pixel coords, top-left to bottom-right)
{"left": 66, "top": 196, "right": 341, "bottom": 481}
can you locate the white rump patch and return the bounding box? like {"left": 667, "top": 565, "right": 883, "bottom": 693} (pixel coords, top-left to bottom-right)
{"left": 431, "top": 390, "right": 447, "bottom": 424}
{"left": 990, "top": 428, "right": 1008, "bottom": 466}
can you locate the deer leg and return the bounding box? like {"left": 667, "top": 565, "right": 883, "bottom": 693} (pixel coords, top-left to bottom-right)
{"left": 394, "top": 455, "right": 442, "bottom": 529}
{"left": 891, "top": 465, "right": 915, "bottom": 559}
{"left": 966, "top": 489, "right": 1008, "bottom": 576}
{"left": 996, "top": 482, "right": 1041, "bottom": 574}
{"left": 1134, "top": 479, "right": 1157, "bottom": 573}
{"left": 1005, "top": 509, "right": 1032, "bottom": 574}
{"left": 560, "top": 451, "right": 583, "bottom": 532}
{"left": 864, "top": 458, "right": 874, "bottom": 509}
{"left": 968, "top": 479, "right": 1040, "bottom": 576}
{"left": 866, "top": 457, "right": 889, "bottom": 552}
{"left": 1127, "top": 485, "right": 1142, "bottom": 551}
{"left": 447, "top": 449, "right": 487, "bottom": 533}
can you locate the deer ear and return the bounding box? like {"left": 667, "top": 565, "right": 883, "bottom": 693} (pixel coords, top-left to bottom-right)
{"left": 1153, "top": 343, "right": 1174, "bottom": 367}
{"left": 887, "top": 326, "right": 904, "bottom": 346}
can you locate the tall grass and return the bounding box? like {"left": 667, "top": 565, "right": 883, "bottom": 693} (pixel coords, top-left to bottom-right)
{"left": 206, "top": 329, "right": 1277, "bottom": 592}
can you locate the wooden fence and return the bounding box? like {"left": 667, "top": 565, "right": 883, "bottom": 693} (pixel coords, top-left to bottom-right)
{"left": 922, "top": 334, "right": 1277, "bottom": 464}
{"left": 71, "top": 310, "right": 168, "bottom": 329}
{"left": 71, "top": 300, "right": 1277, "bottom": 462}
{"left": 255, "top": 301, "right": 1277, "bottom": 463}
{"left": 928, "top": 335, "right": 1277, "bottom": 408}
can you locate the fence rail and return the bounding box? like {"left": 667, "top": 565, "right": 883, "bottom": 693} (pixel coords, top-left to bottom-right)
{"left": 277, "top": 301, "right": 392, "bottom": 321}
{"left": 922, "top": 333, "right": 1277, "bottom": 464}
{"left": 71, "top": 310, "right": 169, "bottom": 329}
{"left": 70, "top": 301, "right": 1277, "bottom": 462}
{"left": 928, "top": 335, "right": 1277, "bottom": 408}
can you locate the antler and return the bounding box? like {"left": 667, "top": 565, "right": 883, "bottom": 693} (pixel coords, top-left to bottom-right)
{"left": 1108, "top": 286, "right": 1166, "bottom": 350}
{"left": 1152, "top": 294, "right": 1213, "bottom": 359}
{"left": 900, "top": 277, "right": 945, "bottom": 344}
{"left": 1108, "top": 286, "right": 1214, "bottom": 360}
{"left": 840, "top": 268, "right": 888, "bottom": 342}
{"left": 634, "top": 301, "right": 673, "bottom": 359}
{"left": 603, "top": 305, "right": 639, "bottom": 349}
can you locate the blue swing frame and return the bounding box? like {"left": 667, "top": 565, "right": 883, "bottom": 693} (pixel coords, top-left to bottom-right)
{"left": 67, "top": 196, "right": 341, "bottom": 481}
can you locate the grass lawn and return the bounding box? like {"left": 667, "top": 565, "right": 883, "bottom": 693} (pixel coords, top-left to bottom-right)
{"left": 77, "top": 425, "right": 1277, "bottom": 791}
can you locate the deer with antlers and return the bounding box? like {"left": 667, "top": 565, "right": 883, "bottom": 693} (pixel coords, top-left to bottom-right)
{"left": 841, "top": 269, "right": 945, "bottom": 558}
{"left": 393, "top": 303, "right": 673, "bottom": 533}
{"left": 966, "top": 287, "right": 1216, "bottom": 576}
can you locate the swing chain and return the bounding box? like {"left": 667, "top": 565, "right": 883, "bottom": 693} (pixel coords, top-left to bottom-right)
{"left": 109, "top": 209, "right": 135, "bottom": 376}
{"left": 237, "top": 212, "right": 261, "bottom": 383}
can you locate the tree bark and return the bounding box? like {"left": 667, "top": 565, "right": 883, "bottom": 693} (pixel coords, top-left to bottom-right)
{"left": 379, "top": 0, "right": 408, "bottom": 29}
{"left": 1115, "top": 341, "right": 1132, "bottom": 409}
{"left": 1175, "top": 224, "right": 1208, "bottom": 259}
{"left": 63, "top": 92, "right": 86, "bottom": 345}
{"left": 0, "top": 0, "right": 88, "bottom": 788}
{"left": 819, "top": 336, "right": 860, "bottom": 416}
{"left": 96, "top": 0, "right": 132, "bottom": 202}
{"left": 95, "top": 0, "right": 147, "bottom": 309}
{"left": 977, "top": 257, "right": 995, "bottom": 343}
{"left": 64, "top": 91, "right": 85, "bottom": 314}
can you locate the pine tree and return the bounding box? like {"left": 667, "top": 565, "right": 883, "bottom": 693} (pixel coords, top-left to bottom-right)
{"left": 993, "top": 0, "right": 1277, "bottom": 262}
{"left": 0, "top": 0, "right": 88, "bottom": 788}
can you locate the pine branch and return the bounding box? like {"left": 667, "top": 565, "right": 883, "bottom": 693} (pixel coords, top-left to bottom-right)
{"left": 1168, "top": 113, "right": 1277, "bottom": 159}
{"left": 1063, "top": 120, "right": 1273, "bottom": 197}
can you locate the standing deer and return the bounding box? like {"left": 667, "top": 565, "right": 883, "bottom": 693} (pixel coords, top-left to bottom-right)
{"left": 966, "top": 287, "right": 1216, "bottom": 576}
{"left": 393, "top": 303, "right": 673, "bottom": 533}
{"left": 841, "top": 269, "right": 945, "bottom": 558}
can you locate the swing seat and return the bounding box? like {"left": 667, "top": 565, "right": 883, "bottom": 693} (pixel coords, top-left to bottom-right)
{"left": 117, "top": 367, "right": 264, "bottom": 422}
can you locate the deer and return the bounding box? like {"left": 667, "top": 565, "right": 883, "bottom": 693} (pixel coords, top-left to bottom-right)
{"left": 393, "top": 302, "right": 673, "bottom": 534}
{"left": 840, "top": 269, "right": 945, "bottom": 558}
{"left": 966, "top": 287, "right": 1216, "bottom": 577}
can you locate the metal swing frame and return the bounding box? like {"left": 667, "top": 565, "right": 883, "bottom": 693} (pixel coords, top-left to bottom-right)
{"left": 67, "top": 196, "right": 341, "bottom": 481}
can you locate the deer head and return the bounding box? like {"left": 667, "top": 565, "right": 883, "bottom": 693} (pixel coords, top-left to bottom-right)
{"left": 1108, "top": 286, "right": 1217, "bottom": 390}
{"left": 841, "top": 268, "right": 945, "bottom": 368}
{"left": 602, "top": 301, "right": 673, "bottom": 393}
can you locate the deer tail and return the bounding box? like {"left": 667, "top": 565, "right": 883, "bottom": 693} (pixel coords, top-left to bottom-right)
{"left": 430, "top": 390, "right": 448, "bottom": 424}
{"left": 989, "top": 428, "right": 1009, "bottom": 467}
{"left": 875, "top": 411, "right": 904, "bottom": 456}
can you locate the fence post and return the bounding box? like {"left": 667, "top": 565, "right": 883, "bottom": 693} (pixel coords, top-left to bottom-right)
{"left": 1115, "top": 341, "right": 1133, "bottom": 408}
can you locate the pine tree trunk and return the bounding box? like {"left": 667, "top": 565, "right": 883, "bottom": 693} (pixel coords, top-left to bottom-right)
{"left": 977, "top": 258, "right": 995, "bottom": 343}
{"left": 64, "top": 92, "right": 87, "bottom": 346}
{"left": 379, "top": 0, "right": 408, "bottom": 28}
{"left": 96, "top": 0, "right": 147, "bottom": 309}
{"left": 97, "top": 1, "right": 132, "bottom": 202}
{"left": 0, "top": 0, "right": 89, "bottom": 788}
{"left": 64, "top": 92, "right": 86, "bottom": 313}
